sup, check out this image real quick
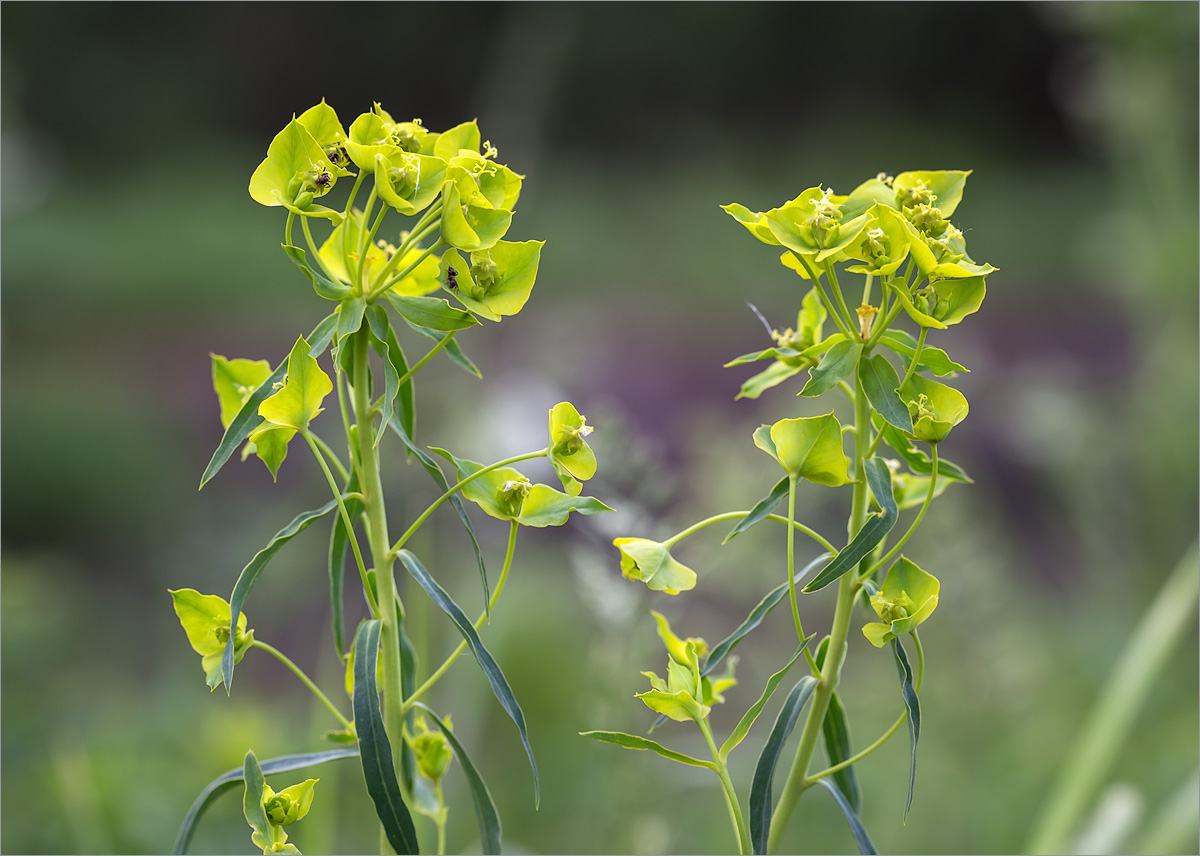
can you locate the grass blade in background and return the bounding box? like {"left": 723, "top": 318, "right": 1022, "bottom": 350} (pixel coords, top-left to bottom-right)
{"left": 399, "top": 549, "right": 539, "bottom": 806}
{"left": 816, "top": 777, "right": 878, "bottom": 855}
{"left": 748, "top": 675, "right": 818, "bottom": 854}
{"left": 200, "top": 312, "right": 337, "bottom": 488}
{"left": 412, "top": 702, "right": 503, "bottom": 855}
{"left": 353, "top": 620, "right": 419, "bottom": 855}
{"left": 222, "top": 499, "right": 341, "bottom": 691}
{"left": 173, "top": 749, "right": 359, "bottom": 855}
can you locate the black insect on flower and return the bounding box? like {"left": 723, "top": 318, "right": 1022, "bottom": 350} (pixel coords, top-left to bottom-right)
{"left": 313, "top": 170, "right": 333, "bottom": 190}
{"left": 446, "top": 265, "right": 458, "bottom": 290}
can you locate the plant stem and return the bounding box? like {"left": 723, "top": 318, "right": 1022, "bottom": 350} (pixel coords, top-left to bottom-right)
{"left": 350, "top": 328, "right": 406, "bottom": 784}
{"left": 395, "top": 331, "right": 456, "bottom": 388}
{"left": 767, "top": 360, "right": 871, "bottom": 853}
{"left": 301, "top": 216, "right": 342, "bottom": 284}
{"left": 252, "top": 640, "right": 353, "bottom": 731}
{"left": 365, "top": 202, "right": 443, "bottom": 296}
{"left": 389, "top": 450, "right": 547, "bottom": 555}
{"left": 864, "top": 291, "right": 906, "bottom": 350}
{"left": 302, "top": 431, "right": 377, "bottom": 616}
{"left": 311, "top": 433, "right": 349, "bottom": 483}
{"left": 791, "top": 252, "right": 852, "bottom": 339}
{"left": 786, "top": 475, "right": 804, "bottom": 645}
{"left": 862, "top": 444, "right": 938, "bottom": 580}
{"left": 896, "top": 326, "right": 929, "bottom": 391}
{"left": 357, "top": 198, "right": 387, "bottom": 292}
{"left": 661, "top": 511, "right": 838, "bottom": 556}
{"left": 698, "top": 717, "right": 751, "bottom": 855}
{"left": 1027, "top": 539, "right": 1200, "bottom": 855}
{"left": 372, "top": 238, "right": 446, "bottom": 300}
{"left": 825, "top": 263, "right": 858, "bottom": 339}
{"left": 404, "top": 520, "right": 519, "bottom": 712}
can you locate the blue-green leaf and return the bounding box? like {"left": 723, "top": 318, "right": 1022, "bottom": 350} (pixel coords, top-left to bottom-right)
{"left": 353, "top": 620, "right": 420, "bottom": 855}
{"left": 327, "top": 472, "right": 362, "bottom": 656}
{"left": 721, "top": 638, "right": 813, "bottom": 760}
{"left": 800, "top": 340, "right": 862, "bottom": 397}
{"left": 815, "top": 637, "right": 861, "bottom": 812}
{"left": 387, "top": 416, "right": 489, "bottom": 616}
{"left": 816, "top": 776, "right": 878, "bottom": 854}
{"left": 649, "top": 554, "right": 828, "bottom": 734}
{"left": 200, "top": 312, "right": 337, "bottom": 488}
{"left": 878, "top": 329, "right": 968, "bottom": 376}
{"left": 874, "top": 419, "right": 973, "bottom": 483}
{"left": 387, "top": 292, "right": 481, "bottom": 332}
{"left": 893, "top": 636, "right": 921, "bottom": 822}
{"left": 397, "top": 621, "right": 419, "bottom": 797}
{"left": 222, "top": 499, "right": 341, "bottom": 691}
{"left": 860, "top": 354, "right": 913, "bottom": 434}
{"left": 749, "top": 676, "right": 818, "bottom": 854}
{"left": 398, "top": 549, "right": 539, "bottom": 806}
{"left": 403, "top": 318, "right": 482, "bottom": 378}
{"left": 723, "top": 477, "right": 789, "bottom": 544}
{"left": 580, "top": 730, "right": 715, "bottom": 769}
{"left": 803, "top": 459, "right": 898, "bottom": 593}
{"left": 336, "top": 296, "right": 367, "bottom": 345}
{"left": 366, "top": 305, "right": 415, "bottom": 449}
{"left": 412, "top": 702, "right": 502, "bottom": 854}
{"left": 173, "top": 749, "right": 359, "bottom": 855}
{"left": 282, "top": 244, "right": 353, "bottom": 300}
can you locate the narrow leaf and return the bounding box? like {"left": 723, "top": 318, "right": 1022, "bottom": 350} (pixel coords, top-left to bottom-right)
{"left": 403, "top": 317, "right": 482, "bottom": 378}
{"left": 386, "top": 292, "right": 480, "bottom": 332}
{"left": 327, "top": 473, "right": 362, "bottom": 657}
{"left": 281, "top": 243, "right": 353, "bottom": 300}
{"left": 723, "top": 477, "right": 789, "bottom": 544}
{"left": 860, "top": 354, "right": 913, "bottom": 434}
{"left": 803, "top": 458, "right": 898, "bottom": 593}
{"left": 397, "top": 620, "right": 419, "bottom": 797}
{"left": 174, "top": 749, "right": 359, "bottom": 855}
{"left": 413, "top": 703, "right": 503, "bottom": 855}
{"left": 649, "top": 553, "right": 828, "bottom": 734}
{"left": 721, "top": 638, "right": 813, "bottom": 759}
{"left": 749, "top": 675, "right": 818, "bottom": 854}
{"left": 878, "top": 329, "right": 968, "bottom": 376}
{"left": 336, "top": 296, "right": 367, "bottom": 343}
{"left": 892, "top": 636, "right": 921, "bottom": 822}
{"left": 580, "top": 731, "right": 715, "bottom": 769}
{"left": 353, "top": 620, "right": 420, "bottom": 855}
{"left": 223, "top": 499, "right": 341, "bottom": 691}
{"left": 399, "top": 549, "right": 539, "bottom": 806}
{"left": 736, "top": 361, "right": 804, "bottom": 400}
{"left": 816, "top": 777, "right": 878, "bottom": 854}
{"left": 387, "top": 416, "right": 488, "bottom": 616}
{"left": 200, "top": 312, "right": 337, "bottom": 488}
{"left": 822, "top": 691, "right": 862, "bottom": 812}
{"left": 800, "top": 340, "right": 862, "bottom": 397}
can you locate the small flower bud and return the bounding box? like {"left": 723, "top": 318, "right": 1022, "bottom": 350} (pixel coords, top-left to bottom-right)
{"left": 856, "top": 303, "right": 880, "bottom": 339}
{"left": 497, "top": 476, "right": 533, "bottom": 518}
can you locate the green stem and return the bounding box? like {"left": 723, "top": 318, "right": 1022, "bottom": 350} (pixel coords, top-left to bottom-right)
{"left": 252, "top": 640, "right": 353, "bottom": 731}
{"left": 365, "top": 203, "right": 443, "bottom": 296}
{"left": 434, "top": 781, "right": 447, "bottom": 855}
{"left": 792, "top": 252, "right": 852, "bottom": 339}
{"left": 300, "top": 216, "right": 341, "bottom": 284}
{"left": 404, "top": 520, "right": 519, "bottom": 712}
{"left": 768, "top": 359, "right": 872, "bottom": 853}
{"left": 357, "top": 197, "right": 387, "bottom": 292}
{"left": 302, "top": 431, "right": 377, "bottom": 616}
{"left": 862, "top": 273, "right": 874, "bottom": 306}
{"left": 825, "top": 262, "right": 858, "bottom": 339}
{"left": 284, "top": 211, "right": 296, "bottom": 249}
{"left": 335, "top": 370, "right": 361, "bottom": 484}
{"left": 786, "top": 475, "right": 803, "bottom": 645}
{"left": 862, "top": 444, "right": 938, "bottom": 580}
{"left": 371, "top": 237, "right": 446, "bottom": 300}
{"left": 896, "top": 326, "right": 929, "bottom": 392}
{"left": 390, "top": 450, "right": 548, "bottom": 555}
{"left": 661, "top": 511, "right": 838, "bottom": 556}
{"left": 698, "top": 717, "right": 751, "bottom": 855}
{"left": 311, "top": 434, "right": 349, "bottom": 483}
{"left": 395, "top": 331, "right": 456, "bottom": 388}
{"left": 1027, "top": 540, "right": 1200, "bottom": 855}
{"left": 864, "top": 292, "right": 905, "bottom": 350}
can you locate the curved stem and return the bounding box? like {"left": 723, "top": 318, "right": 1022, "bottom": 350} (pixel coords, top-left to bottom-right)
{"left": 394, "top": 331, "right": 456, "bottom": 388}
{"left": 896, "top": 326, "right": 929, "bottom": 392}
{"left": 792, "top": 252, "right": 852, "bottom": 339}
{"left": 356, "top": 198, "right": 387, "bottom": 292}
{"left": 366, "top": 204, "right": 443, "bottom": 297}
{"left": 660, "top": 511, "right": 838, "bottom": 557}
{"left": 864, "top": 290, "right": 906, "bottom": 350}
{"left": 284, "top": 210, "right": 296, "bottom": 249}
{"left": 862, "top": 444, "right": 938, "bottom": 580}
{"left": 372, "top": 237, "right": 446, "bottom": 300}
{"left": 252, "top": 640, "right": 353, "bottom": 731}
{"left": 390, "top": 450, "right": 547, "bottom": 555}
{"left": 698, "top": 717, "right": 751, "bottom": 855}
{"left": 786, "top": 475, "right": 804, "bottom": 645}
{"left": 302, "top": 430, "right": 377, "bottom": 616}
{"left": 311, "top": 433, "right": 349, "bottom": 483}
{"left": 403, "top": 520, "right": 519, "bottom": 712}
{"left": 824, "top": 262, "right": 858, "bottom": 339}
{"left": 861, "top": 273, "right": 874, "bottom": 306}
{"left": 300, "top": 216, "right": 341, "bottom": 284}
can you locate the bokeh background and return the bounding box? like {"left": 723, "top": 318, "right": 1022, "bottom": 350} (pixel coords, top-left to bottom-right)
{"left": 2, "top": 3, "right": 1197, "bottom": 854}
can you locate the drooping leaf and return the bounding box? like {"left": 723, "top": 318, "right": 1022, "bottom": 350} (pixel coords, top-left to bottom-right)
{"left": 803, "top": 458, "right": 897, "bottom": 593}
{"left": 800, "top": 340, "right": 862, "bottom": 397}
{"left": 748, "top": 676, "right": 818, "bottom": 854}
{"left": 877, "top": 329, "right": 968, "bottom": 376}
{"left": 736, "top": 361, "right": 805, "bottom": 400}
{"left": 723, "top": 477, "right": 789, "bottom": 544}
{"left": 516, "top": 485, "right": 614, "bottom": 527}
{"left": 898, "top": 373, "right": 969, "bottom": 443}
{"left": 721, "top": 639, "right": 812, "bottom": 760}
{"left": 386, "top": 293, "right": 480, "bottom": 332}
{"left": 366, "top": 305, "right": 414, "bottom": 448}
{"left": 241, "top": 752, "right": 271, "bottom": 850}
{"left": 327, "top": 471, "right": 362, "bottom": 657}
{"left": 398, "top": 550, "right": 539, "bottom": 806}
{"left": 580, "top": 731, "right": 715, "bottom": 769}
{"left": 893, "top": 636, "right": 921, "bottom": 822}
{"left": 816, "top": 777, "right": 878, "bottom": 854}
{"left": 352, "top": 620, "right": 420, "bottom": 855}
{"left": 281, "top": 243, "right": 353, "bottom": 300}
{"left": 174, "top": 749, "right": 359, "bottom": 855}
{"left": 222, "top": 499, "right": 341, "bottom": 691}
{"left": 873, "top": 418, "right": 972, "bottom": 483}
{"left": 201, "top": 313, "right": 337, "bottom": 488}
{"left": 401, "top": 317, "right": 483, "bottom": 378}
{"left": 860, "top": 354, "right": 913, "bottom": 434}
{"left": 413, "top": 702, "right": 502, "bottom": 855}
{"left": 815, "top": 638, "right": 861, "bottom": 812}
{"left": 387, "top": 416, "right": 489, "bottom": 616}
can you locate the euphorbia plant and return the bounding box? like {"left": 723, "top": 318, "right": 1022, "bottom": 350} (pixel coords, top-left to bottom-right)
{"left": 171, "top": 101, "right": 610, "bottom": 856}
{"left": 586, "top": 171, "right": 994, "bottom": 854}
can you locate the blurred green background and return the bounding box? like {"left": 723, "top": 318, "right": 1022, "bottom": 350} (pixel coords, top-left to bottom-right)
{"left": 2, "top": 3, "right": 1197, "bottom": 854}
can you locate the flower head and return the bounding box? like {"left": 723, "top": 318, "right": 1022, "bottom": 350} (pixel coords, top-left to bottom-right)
{"left": 614, "top": 538, "right": 697, "bottom": 595}
{"left": 862, "top": 557, "right": 940, "bottom": 647}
